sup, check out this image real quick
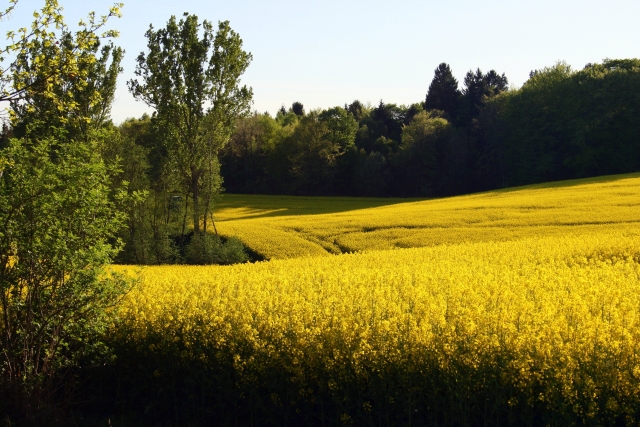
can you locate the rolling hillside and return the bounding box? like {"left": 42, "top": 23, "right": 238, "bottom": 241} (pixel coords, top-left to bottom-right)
{"left": 115, "top": 174, "right": 640, "bottom": 425}
{"left": 215, "top": 173, "right": 640, "bottom": 259}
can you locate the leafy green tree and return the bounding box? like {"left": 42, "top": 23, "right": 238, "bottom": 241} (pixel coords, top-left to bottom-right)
{"left": 483, "top": 70, "right": 509, "bottom": 96}
{"left": 0, "top": 137, "right": 129, "bottom": 420}
{"left": 456, "top": 68, "right": 508, "bottom": 191}
{"left": 220, "top": 112, "right": 285, "bottom": 193}
{"left": 263, "top": 114, "right": 298, "bottom": 193}
{"left": 287, "top": 110, "right": 356, "bottom": 194}
{"left": 372, "top": 135, "right": 397, "bottom": 157}
{"left": 425, "top": 62, "right": 461, "bottom": 119}
{"left": 184, "top": 234, "right": 247, "bottom": 265}
{"left": 129, "top": 14, "right": 253, "bottom": 236}
{"left": 395, "top": 110, "right": 451, "bottom": 196}
{"left": 355, "top": 101, "right": 404, "bottom": 154}
{"left": 288, "top": 111, "right": 334, "bottom": 194}
{"left": 1, "top": 0, "right": 65, "bottom": 104}
{"left": 404, "top": 102, "right": 425, "bottom": 125}
{"left": 371, "top": 101, "right": 405, "bottom": 142}
{"left": 10, "top": 36, "right": 123, "bottom": 141}
{"left": 221, "top": 113, "right": 266, "bottom": 192}
{"left": 276, "top": 105, "right": 299, "bottom": 127}
{"left": 496, "top": 62, "right": 575, "bottom": 185}
{"left": 319, "top": 106, "right": 358, "bottom": 194}
{"left": 319, "top": 106, "right": 357, "bottom": 151}
{"left": 0, "top": 2, "right": 130, "bottom": 420}
{"left": 97, "top": 118, "right": 177, "bottom": 265}
{"left": 2, "top": 0, "right": 123, "bottom": 134}
{"left": 438, "top": 127, "right": 471, "bottom": 195}
{"left": 569, "top": 59, "right": 640, "bottom": 176}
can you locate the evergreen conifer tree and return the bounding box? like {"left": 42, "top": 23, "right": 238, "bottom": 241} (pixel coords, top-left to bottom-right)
{"left": 425, "top": 63, "right": 461, "bottom": 119}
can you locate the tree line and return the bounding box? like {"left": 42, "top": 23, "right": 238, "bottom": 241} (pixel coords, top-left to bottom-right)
{"left": 219, "top": 60, "right": 640, "bottom": 198}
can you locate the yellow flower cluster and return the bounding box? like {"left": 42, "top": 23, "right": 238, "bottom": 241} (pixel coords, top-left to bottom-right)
{"left": 115, "top": 230, "right": 640, "bottom": 421}
{"left": 215, "top": 173, "right": 640, "bottom": 259}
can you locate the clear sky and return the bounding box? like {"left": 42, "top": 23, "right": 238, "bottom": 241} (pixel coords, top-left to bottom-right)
{"left": 3, "top": 0, "right": 639, "bottom": 124}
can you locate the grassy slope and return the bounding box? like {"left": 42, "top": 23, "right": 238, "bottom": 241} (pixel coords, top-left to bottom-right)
{"left": 215, "top": 173, "right": 640, "bottom": 260}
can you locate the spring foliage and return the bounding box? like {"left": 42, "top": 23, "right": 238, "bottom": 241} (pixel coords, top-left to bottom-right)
{"left": 0, "top": 138, "right": 130, "bottom": 417}
{"left": 128, "top": 14, "right": 252, "bottom": 236}
{"left": 0, "top": 1, "right": 129, "bottom": 421}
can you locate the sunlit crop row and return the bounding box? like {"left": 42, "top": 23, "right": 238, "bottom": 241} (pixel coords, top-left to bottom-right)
{"left": 217, "top": 221, "right": 329, "bottom": 259}
{"left": 216, "top": 173, "right": 640, "bottom": 259}
{"left": 114, "top": 230, "right": 640, "bottom": 423}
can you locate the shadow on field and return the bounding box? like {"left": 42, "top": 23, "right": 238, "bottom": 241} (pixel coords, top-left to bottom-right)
{"left": 215, "top": 194, "right": 424, "bottom": 221}
{"left": 216, "top": 172, "right": 640, "bottom": 221}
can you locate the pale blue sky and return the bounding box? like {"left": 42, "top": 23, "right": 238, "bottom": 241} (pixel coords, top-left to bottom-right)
{"left": 4, "top": 0, "right": 639, "bottom": 124}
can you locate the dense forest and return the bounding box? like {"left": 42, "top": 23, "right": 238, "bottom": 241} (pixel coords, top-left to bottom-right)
{"left": 219, "top": 60, "right": 640, "bottom": 197}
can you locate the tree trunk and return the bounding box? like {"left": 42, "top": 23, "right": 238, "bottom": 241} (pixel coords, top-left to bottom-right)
{"left": 191, "top": 166, "right": 201, "bottom": 235}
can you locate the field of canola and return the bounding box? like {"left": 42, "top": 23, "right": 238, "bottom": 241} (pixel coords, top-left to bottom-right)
{"left": 214, "top": 173, "right": 640, "bottom": 259}
{"left": 113, "top": 173, "right": 640, "bottom": 425}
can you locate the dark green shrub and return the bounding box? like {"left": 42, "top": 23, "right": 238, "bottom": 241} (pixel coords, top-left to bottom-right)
{"left": 219, "top": 236, "right": 249, "bottom": 265}
{"left": 184, "top": 233, "right": 248, "bottom": 265}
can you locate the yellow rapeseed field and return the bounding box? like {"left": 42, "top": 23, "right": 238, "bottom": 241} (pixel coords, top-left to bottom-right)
{"left": 116, "top": 233, "right": 640, "bottom": 423}
{"left": 215, "top": 173, "right": 640, "bottom": 259}
{"left": 112, "top": 173, "right": 640, "bottom": 424}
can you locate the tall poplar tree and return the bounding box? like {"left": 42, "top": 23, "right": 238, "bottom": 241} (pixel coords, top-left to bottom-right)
{"left": 128, "top": 14, "right": 253, "bottom": 235}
